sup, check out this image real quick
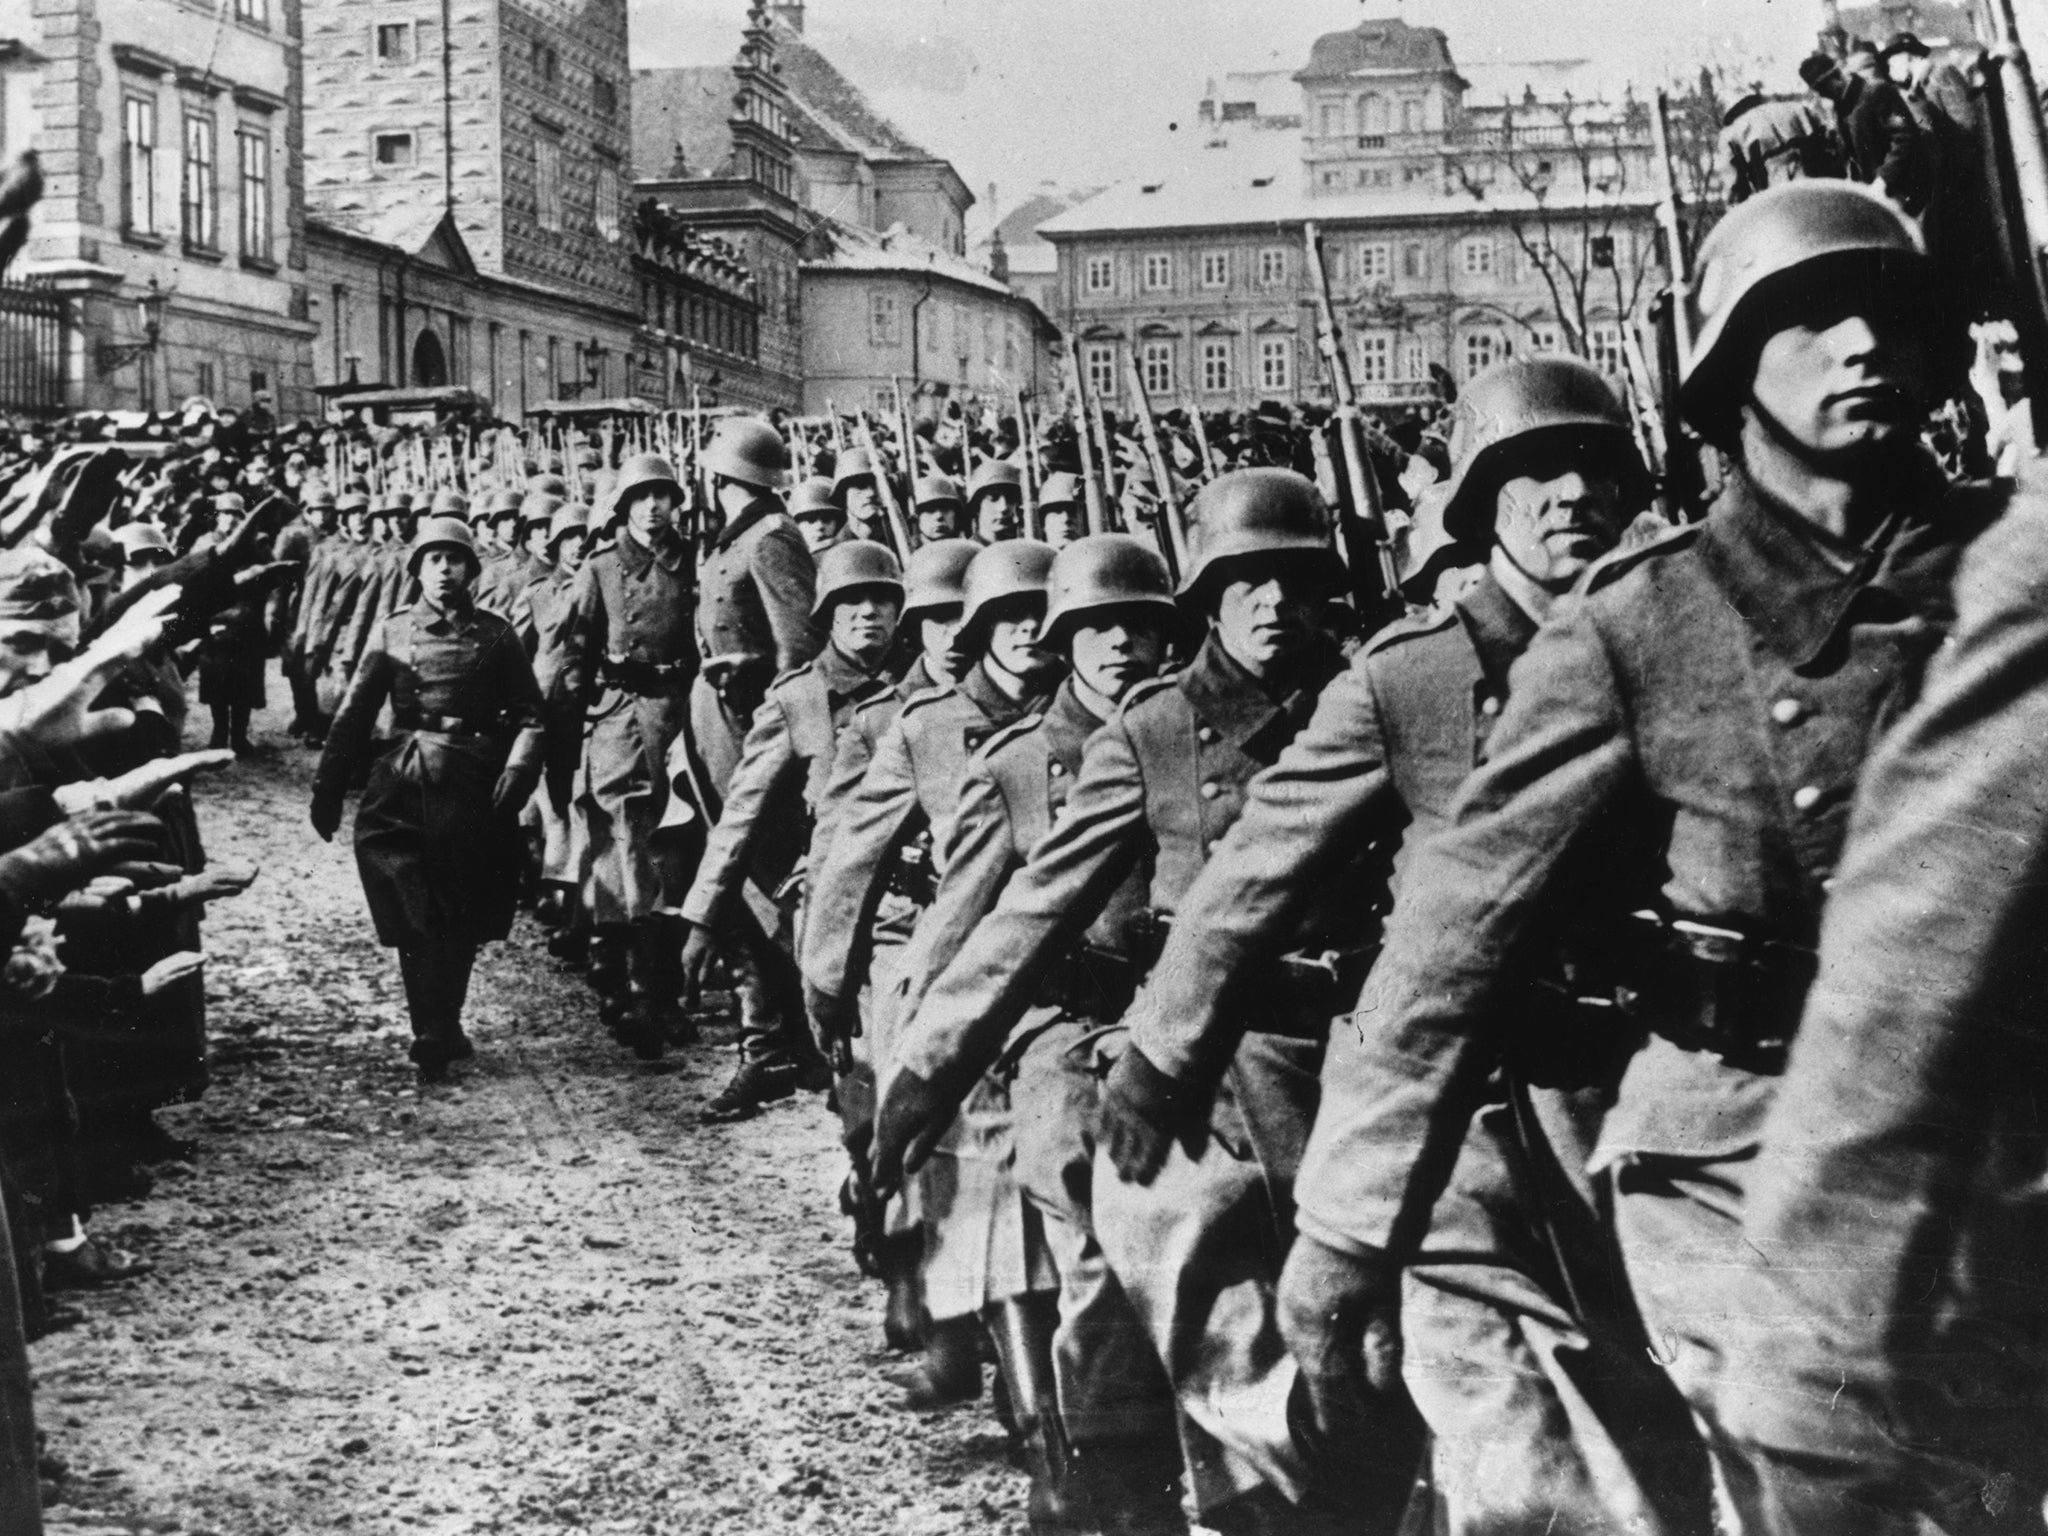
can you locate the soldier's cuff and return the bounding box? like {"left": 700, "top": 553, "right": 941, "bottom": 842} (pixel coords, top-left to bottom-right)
{"left": 1294, "top": 1199, "right": 1405, "bottom": 1261}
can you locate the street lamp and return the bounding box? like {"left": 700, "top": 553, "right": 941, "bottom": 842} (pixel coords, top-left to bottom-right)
{"left": 95, "top": 275, "right": 168, "bottom": 377}
{"left": 583, "top": 335, "right": 609, "bottom": 394}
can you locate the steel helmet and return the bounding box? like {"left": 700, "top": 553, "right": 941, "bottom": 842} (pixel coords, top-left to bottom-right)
{"left": 901, "top": 537, "right": 980, "bottom": 621}
{"left": 832, "top": 447, "right": 877, "bottom": 497}
{"left": 1178, "top": 468, "right": 1338, "bottom": 600}
{"left": 1037, "top": 471, "right": 1081, "bottom": 509}
{"left": 519, "top": 489, "right": 563, "bottom": 526}
{"left": 548, "top": 502, "right": 591, "bottom": 548}
{"left": 406, "top": 515, "right": 479, "bottom": 575}
{"left": 789, "top": 475, "right": 842, "bottom": 519}
{"left": 429, "top": 488, "right": 468, "bottom": 517}
{"left": 811, "top": 538, "right": 905, "bottom": 617}
{"left": 1439, "top": 356, "right": 1644, "bottom": 544}
{"left": 961, "top": 538, "right": 1056, "bottom": 635}
{"left": 527, "top": 472, "right": 571, "bottom": 500}
{"left": 111, "top": 522, "right": 173, "bottom": 560}
{"left": 477, "top": 486, "right": 523, "bottom": 524}
{"left": 1681, "top": 180, "right": 1932, "bottom": 429}
{"left": 701, "top": 417, "right": 790, "bottom": 491}
{"left": 213, "top": 491, "right": 247, "bottom": 517}
{"left": 1044, "top": 534, "right": 1175, "bottom": 643}
{"left": 301, "top": 484, "right": 337, "bottom": 512}
{"left": 612, "top": 452, "right": 682, "bottom": 511}
{"left": 337, "top": 491, "right": 370, "bottom": 518}
{"left": 914, "top": 473, "right": 964, "bottom": 510}
{"left": 967, "top": 459, "right": 1023, "bottom": 505}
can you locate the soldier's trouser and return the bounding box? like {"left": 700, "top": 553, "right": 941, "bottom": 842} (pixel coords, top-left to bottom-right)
{"left": 581, "top": 785, "right": 694, "bottom": 927}
{"left": 397, "top": 942, "right": 478, "bottom": 1063}
{"left": 1093, "top": 1028, "right": 1320, "bottom": 1516}
{"left": 0, "top": 1193, "right": 42, "bottom": 1536}
{"left": 284, "top": 650, "right": 323, "bottom": 733}
{"left": 1011, "top": 1019, "right": 1178, "bottom": 1452}
{"left": 729, "top": 906, "right": 810, "bottom": 1067}
{"left": 1405, "top": 1099, "right": 1714, "bottom": 1536}
{"left": 919, "top": 1071, "right": 1057, "bottom": 1323}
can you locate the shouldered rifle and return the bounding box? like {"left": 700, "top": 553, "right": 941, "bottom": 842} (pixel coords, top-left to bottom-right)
{"left": 855, "top": 411, "right": 918, "bottom": 554}
{"left": 1123, "top": 354, "right": 1186, "bottom": 583}
{"left": 1304, "top": 222, "right": 1402, "bottom": 613}
{"left": 1061, "top": 341, "right": 1110, "bottom": 536}
{"left": 1647, "top": 90, "right": 1706, "bottom": 516}
{"left": 893, "top": 376, "right": 922, "bottom": 484}
{"left": 1014, "top": 382, "right": 1044, "bottom": 539}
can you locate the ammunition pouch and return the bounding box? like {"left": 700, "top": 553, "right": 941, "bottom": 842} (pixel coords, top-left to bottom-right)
{"left": 1247, "top": 945, "right": 1377, "bottom": 1040}
{"left": 886, "top": 833, "right": 937, "bottom": 907}
{"left": 1041, "top": 945, "right": 1140, "bottom": 1022}
{"left": 1630, "top": 912, "right": 1815, "bottom": 1075}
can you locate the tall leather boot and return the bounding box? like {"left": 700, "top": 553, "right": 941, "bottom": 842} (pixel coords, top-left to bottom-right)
{"left": 586, "top": 925, "right": 631, "bottom": 1032}
{"left": 989, "top": 1294, "right": 1086, "bottom": 1533}
{"left": 878, "top": 1229, "right": 926, "bottom": 1353}
{"left": 617, "top": 920, "right": 668, "bottom": 1061}
{"left": 883, "top": 1312, "right": 982, "bottom": 1411}
{"left": 1073, "top": 1439, "right": 1190, "bottom": 1536}
{"left": 649, "top": 913, "right": 697, "bottom": 1048}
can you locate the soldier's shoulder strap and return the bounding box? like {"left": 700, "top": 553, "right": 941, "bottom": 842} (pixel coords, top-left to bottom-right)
{"left": 1113, "top": 672, "right": 1180, "bottom": 725}
{"left": 897, "top": 681, "right": 957, "bottom": 718}
{"left": 1362, "top": 602, "right": 1458, "bottom": 659}
{"left": 1580, "top": 519, "right": 1701, "bottom": 595}
{"left": 978, "top": 712, "right": 1046, "bottom": 764}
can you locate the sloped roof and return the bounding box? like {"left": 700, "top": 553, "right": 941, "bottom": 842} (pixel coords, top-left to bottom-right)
{"left": 803, "top": 218, "right": 1014, "bottom": 296}
{"left": 1297, "top": 18, "right": 1457, "bottom": 83}
{"left": 631, "top": 66, "right": 738, "bottom": 182}
{"left": 307, "top": 208, "right": 477, "bottom": 277}
{"left": 772, "top": 18, "right": 931, "bottom": 162}
{"left": 1038, "top": 136, "right": 1653, "bottom": 237}
{"left": 1834, "top": 1, "right": 1979, "bottom": 47}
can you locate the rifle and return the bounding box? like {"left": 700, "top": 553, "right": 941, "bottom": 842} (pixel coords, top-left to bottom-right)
{"left": 1303, "top": 222, "right": 1402, "bottom": 612}
{"left": 893, "top": 376, "right": 921, "bottom": 485}
{"left": 1189, "top": 402, "right": 1221, "bottom": 482}
{"left": 1646, "top": 90, "right": 1706, "bottom": 516}
{"left": 1015, "top": 385, "right": 1043, "bottom": 540}
{"left": 855, "top": 411, "right": 917, "bottom": 554}
{"left": 1123, "top": 354, "right": 1186, "bottom": 584}
{"left": 1061, "top": 342, "right": 1109, "bottom": 536}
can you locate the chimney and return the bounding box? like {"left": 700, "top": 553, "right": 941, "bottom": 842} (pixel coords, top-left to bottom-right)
{"left": 989, "top": 229, "right": 1009, "bottom": 284}
{"left": 771, "top": 1, "right": 804, "bottom": 31}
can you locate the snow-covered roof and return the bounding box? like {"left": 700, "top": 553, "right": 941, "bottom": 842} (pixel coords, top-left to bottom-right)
{"left": 802, "top": 219, "right": 1016, "bottom": 297}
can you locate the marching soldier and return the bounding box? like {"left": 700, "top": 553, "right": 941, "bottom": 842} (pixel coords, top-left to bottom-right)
{"left": 275, "top": 481, "right": 334, "bottom": 741}
{"left": 789, "top": 475, "right": 849, "bottom": 555}
{"left": 967, "top": 460, "right": 1024, "bottom": 544}
{"left": 805, "top": 536, "right": 978, "bottom": 1329}
{"left": 833, "top": 446, "right": 891, "bottom": 547}
{"left": 877, "top": 534, "right": 1184, "bottom": 1533}
{"left": 311, "top": 515, "right": 547, "bottom": 1081}
{"left": 803, "top": 541, "right": 1062, "bottom": 1406}
{"left": 1117, "top": 357, "right": 1711, "bottom": 1533}
{"left": 679, "top": 540, "right": 905, "bottom": 1120}
{"left": 884, "top": 471, "right": 1364, "bottom": 1534}
{"left": 545, "top": 451, "right": 700, "bottom": 1059}
{"left": 913, "top": 474, "right": 965, "bottom": 543}
{"left": 1037, "top": 472, "right": 1082, "bottom": 550}
{"left": 689, "top": 417, "right": 823, "bottom": 1107}
{"left": 306, "top": 490, "right": 374, "bottom": 712}
{"left": 1279, "top": 180, "right": 1987, "bottom": 1522}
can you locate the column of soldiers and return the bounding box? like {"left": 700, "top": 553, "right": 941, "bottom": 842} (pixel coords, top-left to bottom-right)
{"left": 253, "top": 174, "right": 2048, "bottom": 1536}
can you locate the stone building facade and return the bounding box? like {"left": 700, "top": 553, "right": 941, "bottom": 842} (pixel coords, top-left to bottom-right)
{"left": 1040, "top": 17, "right": 1668, "bottom": 414}
{"left": 0, "top": 0, "right": 317, "bottom": 415}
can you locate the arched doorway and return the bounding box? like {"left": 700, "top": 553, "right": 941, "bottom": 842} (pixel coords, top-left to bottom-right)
{"left": 411, "top": 328, "right": 448, "bottom": 387}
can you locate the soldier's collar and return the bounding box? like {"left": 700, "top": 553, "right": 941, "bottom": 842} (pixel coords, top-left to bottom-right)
{"left": 1453, "top": 567, "right": 1538, "bottom": 692}
{"left": 818, "top": 641, "right": 887, "bottom": 694}
{"left": 711, "top": 497, "right": 773, "bottom": 551}
{"left": 960, "top": 658, "right": 1055, "bottom": 728}
{"left": 1181, "top": 632, "right": 1320, "bottom": 759}
{"left": 616, "top": 526, "right": 687, "bottom": 574}
{"left": 1703, "top": 466, "right": 1941, "bottom": 669}
{"left": 413, "top": 596, "right": 476, "bottom": 632}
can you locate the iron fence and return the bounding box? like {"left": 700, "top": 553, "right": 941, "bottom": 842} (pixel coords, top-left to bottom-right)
{"left": 0, "top": 280, "right": 67, "bottom": 414}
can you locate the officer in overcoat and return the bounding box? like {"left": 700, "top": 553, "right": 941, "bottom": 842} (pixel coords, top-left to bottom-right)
{"left": 311, "top": 516, "right": 546, "bottom": 1080}
{"left": 1278, "top": 180, "right": 1992, "bottom": 1514}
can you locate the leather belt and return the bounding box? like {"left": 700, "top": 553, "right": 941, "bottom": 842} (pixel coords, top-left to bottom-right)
{"left": 394, "top": 710, "right": 502, "bottom": 738}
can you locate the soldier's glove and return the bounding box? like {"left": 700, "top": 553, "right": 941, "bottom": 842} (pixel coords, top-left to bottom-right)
{"left": 309, "top": 792, "right": 343, "bottom": 843}
{"left": 492, "top": 761, "right": 537, "bottom": 819}
{"left": 0, "top": 810, "right": 166, "bottom": 910}
{"left": 1098, "top": 1045, "right": 1192, "bottom": 1186}
{"left": 1276, "top": 1234, "right": 1405, "bottom": 1462}
{"left": 679, "top": 923, "right": 718, "bottom": 1013}
{"left": 872, "top": 1067, "right": 956, "bottom": 1197}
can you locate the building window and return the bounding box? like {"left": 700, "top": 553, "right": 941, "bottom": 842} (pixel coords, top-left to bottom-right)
{"left": 1463, "top": 329, "right": 1504, "bottom": 378}
{"left": 1357, "top": 243, "right": 1391, "bottom": 282}
{"left": 1259, "top": 336, "right": 1291, "bottom": 392}
{"left": 869, "top": 290, "right": 900, "bottom": 346}
{"left": 593, "top": 74, "right": 618, "bottom": 116}
{"left": 1402, "top": 98, "right": 1422, "bottom": 133}
{"left": 1200, "top": 338, "right": 1231, "bottom": 393}
{"left": 1360, "top": 93, "right": 1387, "bottom": 134}
{"left": 181, "top": 113, "right": 217, "bottom": 250}
{"left": 1199, "top": 251, "right": 1228, "bottom": 289}
{"left": 1459, "top": 236, "right": 1494, "bottom": 278}
{"left": 1142, "top": 252, "right": 1171, "bottom": 292}
{"left": 1401, "top": 242, "right": 1425, "bottom": 280}
{"left": 234, "top": 0, "right": 267, "bottom": 25}
{"left": 595, "top": 163, "right": 620, "bottom": 240}
{"left": 1404, "top": 164, "right": 1430, "bottom": 185}
{"left": 1399, "top": 338, "right": 1427, "bottom": 381}
{"left": 1320, "top": 169, "right": 1342, "bottom": 190}
{"left": 1319, "top": 102, "right": 1343, "bottom": 137}
{"left": 1084, "top": 255, "right": 1113, "bottom": 295}
{"left": 1357, "top": 332, "right": 1391, "bottom": 385}
{"left": 1141, "top": 340, "right": 1173, "bottom": 395}
{"left": 534, "top": 132, "right": 563, "bottom": 230}
{"left": 123, "top": 96, "right": 157, "bottom": 235}
{"left": 1084, "top": 342, "right": 1116, "bottom": 399}
{"left": 1358, "top": 166, "right": 1392, "bottom": 189}
{"left": 194, "top": 360, "right": 215, "bottom": 397}
{"left": 532, "top": 40, "right": 558, "bottom": 82}
{"left": 237, "top": 128, "right": 269, "bottom": 260}
{"left": 374, "top": 22, "right": 414, "bottom": 63}
{"left": 250, "top": 367, "right": 268, "bottom": 396}
{"left": 1257, "top": 248, "right": 1287, "bottom": 288}
{"left": 373, "top": 131, "right": 414, "bottom": 169}
{"left": 1527, "top": 325, "right": 1562, "bottom": 353}
{"left": 1589, "top": 323, "right": 1625, "bottom": 376}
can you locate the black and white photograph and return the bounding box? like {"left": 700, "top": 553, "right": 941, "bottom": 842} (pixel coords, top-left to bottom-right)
{"left": 0, "top": 0, "right": 2036, "bottom": 1531}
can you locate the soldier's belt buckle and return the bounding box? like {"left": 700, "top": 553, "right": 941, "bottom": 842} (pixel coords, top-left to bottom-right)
{"left": 1281, "top": 949, "right": 1343, "bottom": 984}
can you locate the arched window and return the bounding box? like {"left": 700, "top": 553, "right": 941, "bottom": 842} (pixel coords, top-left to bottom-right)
{"left": 411, "top": 327, "right": 447, "bottom": 387}
{"left": 1359, "top": 94, "right": 1388, "bottom": 134}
